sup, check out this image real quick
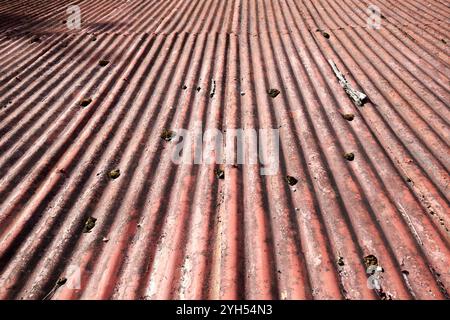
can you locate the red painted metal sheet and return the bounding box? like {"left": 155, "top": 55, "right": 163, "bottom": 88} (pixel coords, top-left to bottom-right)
{"left": 0, "top": 0, "right": 448, "bottom": 300}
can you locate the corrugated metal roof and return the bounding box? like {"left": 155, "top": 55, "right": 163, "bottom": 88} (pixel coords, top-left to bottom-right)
{"left": 0, "top": 0, "right": 448, "bottom": 300}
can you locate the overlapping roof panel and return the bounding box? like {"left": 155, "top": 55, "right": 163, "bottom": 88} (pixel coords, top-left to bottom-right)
{"left": 0, "top": 0, "right": 448, "bottom": 300}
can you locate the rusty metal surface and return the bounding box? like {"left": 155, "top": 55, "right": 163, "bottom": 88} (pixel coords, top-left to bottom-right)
{"left": 0, "top": 0, "right": 449, "bottom": 300}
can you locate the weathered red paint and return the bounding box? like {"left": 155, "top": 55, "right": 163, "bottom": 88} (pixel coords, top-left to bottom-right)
{"left": 0, "top": 0, "right": 448, "bottom": 300}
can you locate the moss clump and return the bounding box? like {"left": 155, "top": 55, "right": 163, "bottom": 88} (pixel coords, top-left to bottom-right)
{"left": 83, "top": 216, "right": 97, "bottom": 233}
{"left": 363, "top": 255, "right": 378, "bottom": 268}
{"left": 80, "top": 98, "right": 92, "bottom": 107}
{"left": 161, "top": 129, "right": 176, "bottom": 141}
{"left": 344, "top": 152, "right": 355, "bottom": 161}
{"left": 286, "top": 175, "right": 298, "bottom": 186}
{"left": 267, "top": 88, "right": 280, "bottom": 98}
{"left": 30, "top": 36, "right": 41, "bottom": 43}
{"left": 215, "top": 168, "right": 225, "bottom": 179}
{"left": 342, "top": 113, "right": 355, "bottom": 121}
{"left": 108, "top": 169, "right": 121, "bottom": 179}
